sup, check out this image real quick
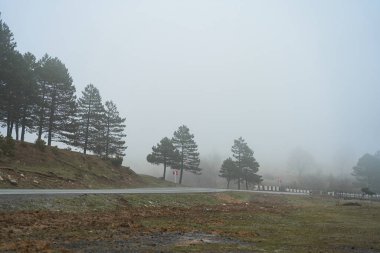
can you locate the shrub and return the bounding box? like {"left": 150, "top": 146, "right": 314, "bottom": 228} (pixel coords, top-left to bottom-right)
{"left": 51, "top": 146, "right": 59, "bottom": 155}
{"left": 34, "top": 139, "right": 46, "bottom": 152}
{"left": 361, "top": 187, "right": 375, "bottom": 196}
{"left": 0, "top": 136, "right": 15, "bottom": 157}
{"left": 110, "top": 156, "right": 123, "bottom": 167}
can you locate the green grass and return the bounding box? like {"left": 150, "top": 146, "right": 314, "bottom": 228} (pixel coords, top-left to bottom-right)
{"left": 136, "top": 174, "right": 177, "bottom": 188}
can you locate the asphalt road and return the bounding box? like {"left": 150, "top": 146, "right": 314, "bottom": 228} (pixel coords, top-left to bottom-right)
{"left": 0, "top": 187, "right": 309, "bottom": 196}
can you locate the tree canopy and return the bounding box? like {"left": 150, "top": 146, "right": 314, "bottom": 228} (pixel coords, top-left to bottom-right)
{"left": 76, "top": 84, "right": 104, "bottom": 154}
{"left": 352, "top": 152, "right": 380, "bottom": 193}
{"left": 219, "top": 157, "right": 238, "bottom": 189}
{"left": 147, "top": 137, "right": 180, "bottom": 180}
{"left": 172, "top": 125, "right": 201, "bottom": 184}
{"left": 101, "top": 101, "right": 127, "bottom": 158}
{"left": 229, "top": 137, "right": 261, "bottom": 190}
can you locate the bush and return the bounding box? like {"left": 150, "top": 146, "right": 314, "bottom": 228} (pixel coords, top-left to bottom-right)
{"left": 0, "top": 135, "right": 15, "bottom": 157}
{"left": 361, "top": 187, "right": 375, "bottom": 196}
{"left": 51, "top": 146, "right": 59, "bottom": 155}
{"left": 110, "top": 156, "right": 123, "bottom": 167}
{"left": 34, "top": 139, "right": 46, "bottom": 152}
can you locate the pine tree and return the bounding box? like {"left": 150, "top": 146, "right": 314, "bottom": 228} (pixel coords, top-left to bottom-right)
{"left": 231, "top": 137, "right": 260, "bottom": 190}
{"left": 76, "top": 84, "right": 104, "bottom": 154}
{"left": 36, "top": 56, "right": 76, "bottom": 146}
{"left": 0, "top": 17, "right": 39, "bottom": 141}
{"left": 101, "top": 100, "right": 127, "bottom": 158}
{"left": 34, "top": 54, "right": 50, "bottom": 140}
{"left": 352, "top": 152, "right": 380, "bottom": 193}
{"left": 0, "top": 51, "right": 21, "bottom": 138}
{"left": 147, "top": 137, "right": 180, "bottom": 180}
{"left": 0, "top": 15, "right": 17, "bottom": 136}
{"left": 0, "top": 50, "right": 38, "bottom": 140}
{"left": 219, "top": 157, "right": 238, "bottom": 189}
{"left": 18, "top": 52, "right": 38, "bottom": 141}
{"left": 172, "top": 125, "right": 201, "bottom": 184}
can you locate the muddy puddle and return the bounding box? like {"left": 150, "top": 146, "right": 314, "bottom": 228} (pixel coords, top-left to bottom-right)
{"left": 56, "top": 232, "right": 254, "bottom": 252}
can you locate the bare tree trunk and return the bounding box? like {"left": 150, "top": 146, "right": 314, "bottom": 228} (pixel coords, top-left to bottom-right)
{"left": 8, "top": 121, "right": 14, "bottom": 138}
{"left": 21, "top": 115, "right": 26, "bottom": 141}
{"left": 105, "top": 116, "right": 110, "bottom": 158}
{"left": 15, "top": 121, "right": 19, "bottom": 140}
{"left": 163, "top": 159, "right": 167, "bottom": 180}
{"left": 47, "top": 91, "right": 56, "bottom": 146}
{"left": 179, "top": 148, "right": 184, "bottom": 184}
{"left": 84, "top": 94, "right": 92, "bottom": 155}
{"left": 38, "top": 83, "right": 46, "bottom": 140}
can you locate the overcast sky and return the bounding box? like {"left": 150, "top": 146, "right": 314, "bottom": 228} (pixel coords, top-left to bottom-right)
{"left": 1, "top": 0, "right": 380, "bottom": 176}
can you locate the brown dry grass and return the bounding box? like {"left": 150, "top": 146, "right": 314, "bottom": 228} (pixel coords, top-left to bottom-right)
{"left": 1, "top": 192, "right": 379, "bottom": 252}
{"left": 0, "top": 142, "right": 172, "bottom": 189}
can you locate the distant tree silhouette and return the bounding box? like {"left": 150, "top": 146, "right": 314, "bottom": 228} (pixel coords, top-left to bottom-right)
{"left": 101, "top": 100, "right": 127, "bottom": 158}
{"left": 353, "top": 152, "right": 380, "bottom": 193}
{"left": 172, "top": 125, "right": 201, "bottom": 184}
{"left": 231, "top": 137, "right": 260, "bottom": 190}
{"left": 147, "top": 137, "right": 180, "bottom": 180}
{"left": 219, "top": 157, "right": 238, "bottom": 189}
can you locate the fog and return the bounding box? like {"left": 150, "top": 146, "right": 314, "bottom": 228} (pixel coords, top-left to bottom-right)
{"left": 2, "top": 0, "right": 380, "bottom": 181}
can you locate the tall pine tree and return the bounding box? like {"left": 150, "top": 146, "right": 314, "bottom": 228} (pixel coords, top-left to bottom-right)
{"left": 19, "top": 52, "right": 38, "bottom": 141}
{"left": 34, "top": 54, "right": 50, "bottom": 140}
{"left": 76, "top": 84, "right": 104, "bottom": 154}
{"left": 0, "top": 15, "right": 17, "bottom": 136}
{"left": 100, "top": 100, "right": 127, "bottom": 158}
{"left": 231, "top": 137, "right": 260, "bottom": 190}
{"left": 172, "top": 125, "right": 201, "bottom": 184}
{"left": 36, "top": 56, "right": 76, "bottom": 146}
{"left": 147, "top": 137, "right": 180, "bottom": 180}
{"left": 0, "top": 50, "right": 38, "bottom": 140}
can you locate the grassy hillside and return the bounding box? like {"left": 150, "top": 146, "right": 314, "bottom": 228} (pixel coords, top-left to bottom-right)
{"left": 0, "top": 142, "right": 175, "bottom": 188}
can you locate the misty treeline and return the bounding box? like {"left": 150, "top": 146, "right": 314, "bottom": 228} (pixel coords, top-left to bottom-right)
{"left": 147, "top": 131, "right": 263, "bottom": 188}
{"left": 284, "top": 148, "right": 380, "bottom": 193}
{"left": 147, "top": 125, "right": 200, "bottom": 184}
{"left": 0, "top": 16, "right": 126, "bottom": 160}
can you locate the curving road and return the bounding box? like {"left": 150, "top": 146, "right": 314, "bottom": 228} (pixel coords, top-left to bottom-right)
{"left": 0, "top": 187, "right": 309, "bottom": 196}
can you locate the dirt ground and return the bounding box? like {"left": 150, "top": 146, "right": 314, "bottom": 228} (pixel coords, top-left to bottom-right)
{"left": 0, "top": 205, "right": 256, "bottom": 252}
{"left": 1, "top": 192, "right": 379, "bottom": 252}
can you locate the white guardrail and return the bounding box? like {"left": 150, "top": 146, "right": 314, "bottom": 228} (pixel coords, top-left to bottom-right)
{"left": 327, "top": 191, "right": 380, "bottom": 200}
{"left": 254, "top": 186, "right": 380, "bottom": 200}
{"left": 254, "top": 185, "right": 310, "bottom": 194}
